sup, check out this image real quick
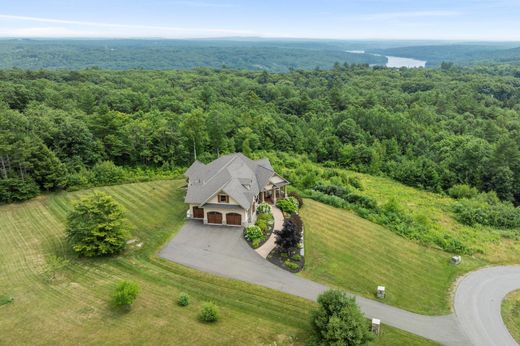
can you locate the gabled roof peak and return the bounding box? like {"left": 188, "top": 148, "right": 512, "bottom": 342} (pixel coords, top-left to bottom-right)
{"left": 184, "top": 153, "right": 285, "bottom": 210}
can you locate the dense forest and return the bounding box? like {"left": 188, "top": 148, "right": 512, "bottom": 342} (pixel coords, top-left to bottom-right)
{"left": 0, "top": 39, "right": 386, "bottom": 71}
{"left": 1, "top": 65, "right": 520, "bottom": 212}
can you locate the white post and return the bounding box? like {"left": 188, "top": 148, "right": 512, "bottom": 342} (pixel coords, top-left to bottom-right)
{"left": 371, "top": 319, "right": 381, "bottom": 335}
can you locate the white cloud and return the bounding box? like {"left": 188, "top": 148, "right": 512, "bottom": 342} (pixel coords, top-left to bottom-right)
{"left": 0, "top": 14, "right": 254, "bottom": 37}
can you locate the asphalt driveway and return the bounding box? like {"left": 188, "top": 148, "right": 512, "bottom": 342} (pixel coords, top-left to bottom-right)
{"left": 159, "top": 220, "right": 469, "bottom": 346}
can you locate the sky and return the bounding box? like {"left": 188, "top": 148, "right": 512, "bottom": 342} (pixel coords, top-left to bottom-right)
{"left": 0, "top": 0, "right": 519, "bottom": 40}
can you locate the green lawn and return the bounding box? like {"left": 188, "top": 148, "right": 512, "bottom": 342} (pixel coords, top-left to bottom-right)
{"left": 502, "top": 290, "right": 520, "bottom": 343}
{"left": 300, "top": 199, "right": 484, "bottom": 315}
{"left": 0, "top": 180, "right": 429, "bottom": 345}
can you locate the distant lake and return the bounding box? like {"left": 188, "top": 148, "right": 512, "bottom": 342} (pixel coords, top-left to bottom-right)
{"left": 347, "top": 50, "right": 427, "bottom": 68}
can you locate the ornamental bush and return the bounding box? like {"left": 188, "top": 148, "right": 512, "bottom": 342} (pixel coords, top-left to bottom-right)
{"left": 284, "top": 259, "right": 299, "bottom": 270}
{"left": 199, "top": 302, "right": 219, "bottom": 322}
{"left": 244, "top": 225, "right": 264, "bottom": 246}
{"left": 66, "top": 192, "right": 128, "bottom": 257}
{"left": 177, "top": 292, "right": 189, "bottom": 307}
{"left": 311, "top": 289, "right": 373, "bottom": 346}
{"left": 276, "top": 198, "right": 298, "bottom": 214}
{"left": 275, "top": 220, "right": 301, "bottom": 256}
{"left": 288, "top": 191, "right": 304, "bottom": 207}
{"left": 113, "top": 281, "right": 140, "bottom": 308}
{"left": 256, "top": 213, "right": 274, "bottom": 233}
{"left": 257, "top": 202, "right": 272, "bottom": 215}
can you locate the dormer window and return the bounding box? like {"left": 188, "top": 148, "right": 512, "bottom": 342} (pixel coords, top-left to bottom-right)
{"left": 219, "top": 194, "right": 229, "bottom": 203}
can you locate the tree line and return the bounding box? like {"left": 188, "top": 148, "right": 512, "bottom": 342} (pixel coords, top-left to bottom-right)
{"left": 0, "top": 64, "right": 519, "bottom": 205}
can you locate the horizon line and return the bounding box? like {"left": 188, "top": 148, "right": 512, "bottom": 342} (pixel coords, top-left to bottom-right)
{"left": 0, "top": 36, "right": 519, "bottom": 43}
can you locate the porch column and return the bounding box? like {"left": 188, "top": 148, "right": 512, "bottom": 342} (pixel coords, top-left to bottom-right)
{"left": 283, "top": 185, "right": 287, "bottom": 197}
{"left": 261, "top": 191, "right": 264, "bottom": 202}
{"left": 272, "top": 187, "right": 277, "bottom": 204}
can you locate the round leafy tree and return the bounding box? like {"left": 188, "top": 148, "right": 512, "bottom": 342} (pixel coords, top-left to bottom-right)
{"left": 113, "top": 280, "right": 140, "bottom": 308}
{"left": 199, "top": 302, "right": 219, "bottom": 322}
{"left": 66, "top": 192, "right": 128, "bottom": 257}
{"left": 311, "top": 289, "right": 374, "bottom": 346}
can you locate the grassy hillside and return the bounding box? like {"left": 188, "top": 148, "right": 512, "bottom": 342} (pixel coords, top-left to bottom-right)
{"left": 300, "top": 199, "right": 483, "bottom": 315}
{"left": 502, "top": 290, "right": 520, "bottom": 343}
{"left": 0, "top": 179, "right": 432, "bottom": 345}
{"left": 352, "top": 172, "right": 520, "bottom": 263}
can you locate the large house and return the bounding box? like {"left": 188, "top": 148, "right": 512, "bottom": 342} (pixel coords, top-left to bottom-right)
{"left": 184, "top": 153, "right": 289, "bottom": 226}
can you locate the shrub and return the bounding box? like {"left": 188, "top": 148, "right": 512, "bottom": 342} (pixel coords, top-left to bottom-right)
{"left": 244, "top": 225, "right": 264, "bottom": 242}
{"left": 177, "top": 292, "right": 189, "bottom": 307}
{"left": 0, "top": 295, "right": 13, "bottom": 306}
{"left": 256, "top": 213, "right": 274, "bottom": 233}
{"left": 288, "top": 191, "right": 304, "bottom": 207}
{"left": 113, "top": 281, "right": 139, "bottom": 307}
{"left": 275, "top": 220, "right": 302, "bottom": 256}
{"left": 344, "top": 193, "right": 379, "bottom": 211}
{"left": 251, "top": 238, "right": 262, "bottom": 248}
{"left": 257, "top": 202, "right": 272, "bottom": 215}
{"left": 90, "top": 160, "right": 125, "bottom": 185}
{"left": 453, "top": 196, "right": 520, "bottom": 229}
{"left": 311, "top": 289, "right": 373, "bottom": 346}
{"left": 276, "top": 198, "right": 298, "bottom": 214}
{"left": 292, "top": 254, "right": 302, "bottom": 261}
{"left": 305, "top": 190, "right": 348, "bottom": 208}
{"left": 0, "top": 178, "right": 40, "bottom": 204}
{"left": 199, "top": 302, "right": 219, "bottom": 322}
{"left": 289, "top": 213, "right": 303, "bottom": 234}
{"left": 66, "top": 192, "right": 128, "bottom": 257}
{"left": 284, "top": 260, "right": 299, "bottom": 270}
{"left": 255, "top": 219, "right": 268, "bottom": 233}
{"left": 448, "top": 184, "right": 479, "bottom": 199}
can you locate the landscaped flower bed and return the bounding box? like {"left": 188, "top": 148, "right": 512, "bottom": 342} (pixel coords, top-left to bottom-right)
{"left": 243, "top": 203, "right": 275, "bottom": 249}
{"left": 267, "top": 246, "right": 304, "bottom": 273}
{"left": 268, "top": 195, "right": 305, "bottom": 272}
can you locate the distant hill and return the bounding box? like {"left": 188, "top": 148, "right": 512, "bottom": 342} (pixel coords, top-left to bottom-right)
{"left": 0, "top": 39, "right": 386, "bottom": 71}
{"left": 370, "top": 44, "right": 520, "bottom": 67}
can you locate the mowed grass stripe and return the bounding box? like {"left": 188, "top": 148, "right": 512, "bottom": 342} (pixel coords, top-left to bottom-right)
{"left": 0, "top": 180, "right": 437, "bottom": 345}
{"left": 300, "top": 199, "right": 483, "bottom": 315}
{"left": 305, "top": 212, "right": 450, "bottom": 288}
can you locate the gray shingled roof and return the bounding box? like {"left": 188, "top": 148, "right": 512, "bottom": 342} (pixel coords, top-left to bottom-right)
{"left": 184, "top": 153, "right": 286, "bottom": 210}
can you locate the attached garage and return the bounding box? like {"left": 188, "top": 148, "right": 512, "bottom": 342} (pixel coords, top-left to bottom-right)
{"left": 226, "top": 213, "right": 242, "bottom": 226}
{"left": 192, "top": 206, "right": 204, "bottom": 219}
{"left": 207, "top": 211, "right": 223, "bottom": 224}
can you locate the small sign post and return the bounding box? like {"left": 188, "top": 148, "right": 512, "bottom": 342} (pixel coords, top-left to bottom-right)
{"left": 377, "top": 286, "right": 385, "bottom": 299}
{"left": 371, "top": 318, "right": 381, "bottom": 335}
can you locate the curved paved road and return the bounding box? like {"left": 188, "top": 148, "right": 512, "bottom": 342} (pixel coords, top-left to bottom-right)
{"left": 454, "top": 266, "right": 520, "bottom": 346}
{"left": 160, "top": 221, "right": 520, "bottom": 345}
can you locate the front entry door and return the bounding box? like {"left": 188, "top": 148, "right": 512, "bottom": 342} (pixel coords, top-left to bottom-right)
{"left": 193, "top": 206, "right": 204, "bottom": 219}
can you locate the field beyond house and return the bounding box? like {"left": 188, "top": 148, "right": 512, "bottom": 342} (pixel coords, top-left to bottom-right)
{"left": 0, "top": 180, "right": 434, "bottom": 345}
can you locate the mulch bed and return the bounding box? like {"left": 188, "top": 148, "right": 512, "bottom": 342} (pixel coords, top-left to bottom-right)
{"left": 267, "top": 247, "right": 305, "bottom": 273}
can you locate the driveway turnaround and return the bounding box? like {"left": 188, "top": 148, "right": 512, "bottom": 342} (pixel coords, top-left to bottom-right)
{"left": 160, "top": 221, "right": 519, "bottom": 346}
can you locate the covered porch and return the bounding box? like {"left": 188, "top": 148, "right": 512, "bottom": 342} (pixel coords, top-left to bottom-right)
{"left": 259, "top": 183, "right": 288, "bottom": 205}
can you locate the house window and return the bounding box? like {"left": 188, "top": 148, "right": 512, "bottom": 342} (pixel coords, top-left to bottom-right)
{"left": 219, "top": 194, "right": 229, "bottom": 203}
